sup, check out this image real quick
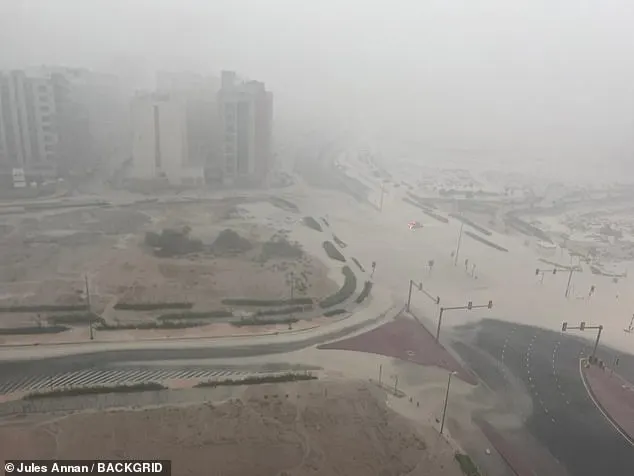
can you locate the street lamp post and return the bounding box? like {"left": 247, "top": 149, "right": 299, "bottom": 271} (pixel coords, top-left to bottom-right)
{"left": 454, "top": 223, "right": 464, "bottom": 267}
{"left": 436, "top": 300, "right": 493, "bottom": 341}
{"left": 85, "top": 275, "right": 94, "bottom": 341}
{"left": 440, "top": 371, "right": 457, "bottom": 435}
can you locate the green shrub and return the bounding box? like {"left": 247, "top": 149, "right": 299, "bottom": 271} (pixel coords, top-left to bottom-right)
{"left": 24, "top": 382, "right": 167, "bottom": 400}
{"left": 464, "top": 231, "right": 508, "bottom": 252}
{"left": 332, "top": 234, "right": 347, "bottom": 248}
{"left": 323, "top": 308, "right": 347, "bottom": 317}
{"left": 454, "top": 453, "right": 481, "bottom": 476}
{"left": 356, "top": 281, "right": 373, "bottom": 304}
{"left": 96, "top": 321, "right": 205, "bottom": 331}
{"left": 0, "top": 325, "right": 69, "bottom": 335}
{"left": 256, "top": 305, "right": 310, "bottom": 317}
{"left": 47, "top": 313, "right": 104, "bottom": 325}
{"left": 0, "top": 304, "right": 86, "bottom": 313}
{"left": 156, "top": 310, "right": 233, "bottom": 321}
{"left": 323, "top": 241, "right": 346, "bottom": 262}
{"left": 232, "top": 317, "right": 299, "bottom": 327}
{"left": 351, "top": 257, "right": 365, "bottom": 272}
{"left": 195, "top": 372, "right": 316, "bottom": 388}
{"left": 303, "top": 216, "right": 323, "bottom": 232}
{"left": 222, "top": 298, "right": 312, "bottom": 306}
{"left": 113, "top": 302, "right": 193, "bottom": 311}
{"left": 319, "top": 266, "right": 357, "bottom": 308}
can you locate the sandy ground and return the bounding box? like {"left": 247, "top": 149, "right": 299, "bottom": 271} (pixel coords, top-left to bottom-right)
{"left": 0, "top": 380, "right": 466, "bottom": 476}
{"left": 0, "top": 198, "right": 341, "bottom": 329}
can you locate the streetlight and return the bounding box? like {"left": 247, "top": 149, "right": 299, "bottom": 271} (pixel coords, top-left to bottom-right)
{"left": 440, "top": 371, "right": 457, "bottom": 435}
{"left": 454, "top": 223, "right": 464, "bottom": 267}
{"left": 85, "top": 274, "right": 94, "bottom": 341}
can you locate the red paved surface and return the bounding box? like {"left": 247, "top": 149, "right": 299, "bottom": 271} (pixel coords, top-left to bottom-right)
{"left": 584, "top": 365, "right": 634, "bottom": 443}
{"left": 318, "top": 315, "right": 477, "bottom": 385}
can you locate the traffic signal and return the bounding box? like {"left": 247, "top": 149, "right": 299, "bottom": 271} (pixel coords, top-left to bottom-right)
{"left": 488, "top": 300, "right": 493, "bottom": 309}
{"left": 580, "top": 321, "right": 586, "bottom": 331}
{"left": 535, "top": 268, "right": 540, "bottom": 276}
{"left": 436, "top": 296, "right": 440, "bottom": 305}
{"left": 553, "top": 268, "right": 557, "bottom": 274}
{"left": 562, "top": 322, "right": 568, "bottom": 332}
{"left": 467, "top": 301, "right": 473, "bottom": 310}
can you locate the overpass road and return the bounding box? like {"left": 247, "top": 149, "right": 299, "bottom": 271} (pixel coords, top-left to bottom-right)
{"left": 455, "top": 319, "right": 634, "bottom": 476}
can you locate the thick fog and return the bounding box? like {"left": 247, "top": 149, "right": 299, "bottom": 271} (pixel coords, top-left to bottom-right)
{"left": 2, "top": 0, "right": 634, "bottom": 178}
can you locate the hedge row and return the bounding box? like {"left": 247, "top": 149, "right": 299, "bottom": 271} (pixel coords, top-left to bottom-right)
{"left": 351, "top": 257, "right": 365, "bottom": 272}
{"left": 114, "top": 302, "right": 193, "bottom": 311}
{"left": 355, "top": 281, "right": 373, "bottom": 304}
{"left": 256, "top": 305, "right": 310, "bottom": 317}
{"left": 96, "top": 321, "right": 205, "bottom": 331}
{"left": 402, "top": 198, "right": 449, "bottom": 223}
{"left": 319, "top": 266, "right": 357, "bottom": 308}
{"left": 194, "top": 372, "right": 316, "bottom": 388}
{"left": 0, "top": 304, "right": 86, "bottom": 313}
{"left": 232, "top": 317, "right": 299, "bottom": 327}
{"left": 47, "top": 313, "right": 104, "bottom": 325}
{"left": 323, "top": 308, "right": 347, "bottom": 317}
{"left": 303, "top": 216, "right": 323, "bottom": 232}
{"left": 222, "top": 297, "right": 312, "bottom": 306}
{"left": 464, "top": 231, "right": 508, "bottom": 252}
{"left": 24, "top": 382, "right": 167, "bottom": 400}
{"left": 323, "top": 241, "right": 346, "bottom": 262}
{"left": 332, "top": 234, "right": 347, "bottom": 248}
{"left": 157, "top": 310, "right": 233, "bottom": 321}
{"left": 449, "top": 213, "right": 492, "bottom": 236}
{"left": 0, "top": 325, "right": 69, "bottom": 335}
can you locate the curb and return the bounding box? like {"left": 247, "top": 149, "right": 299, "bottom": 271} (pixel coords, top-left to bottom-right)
{"left": 579, "top": 360, "right": 634, "bottom": 446}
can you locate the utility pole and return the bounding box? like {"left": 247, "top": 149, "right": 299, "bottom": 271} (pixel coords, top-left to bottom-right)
{"left": 379, "top": 182, "right": 385, "bottom": 211}
{"left": 440, "top": 371, "right": 457, "bottom": 435}
{"left": 454, "top": 223, "right": 464, "bottom": 267}
{"left": 407, "top": 280, "right": 440, "bottom": 313}
{"left": 436, "top": 300, "right": 493, "bottom": 341}
{"left": 378, "top": 364, "right": 383, "bottom": 386}
{"left": 290, "top": 272, "right": 295, "bottom": 300}
{"left": 561, "top": 321, "right": 604, "bottom": 361}
{"left": 85, "top": 275, "right": 93, "bottom": 341}
{"left": 565, "top": 267, "right": 575, "bottom": 298}
{"left": 624, "top": 314, "right": 634, "bottom": 334}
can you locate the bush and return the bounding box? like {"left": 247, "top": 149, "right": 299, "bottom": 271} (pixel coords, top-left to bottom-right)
{"left": 454, "top": 453, "right": 482, "bottom": 476}
{"left": 145, "top": 226, "right": 203, "bottom": 256}
{"left": 24, "top": 382, "right": 167, "bottom": 400}
{"left": 323, "top": 308, "right": 347, "bottom": 317}
{"left": 303, "top": 216, "right": 323, "bottom": 232}
{"left": 156, "top": 310, "right": 233, "bottom": 321}
{"left": 464, "top": 231, "right": 508, "bottom": 252}
{"left": 232, "top": 317, "right": 299, "bottom": 327}
{"left": 0, "top": 325, "right": 69, "bottom": 335}
{"left": 222, "top": 298, "right": 313, "bottom": 307}
{"left": 47, "top": 313, "right": 104, "bottom": 325}
{"left": 319, "top": 266, "right": 357, "bottom": 308}
{"left": 114, "top": 302, "right": 192, "bottom": 311}
{"left": 96, "top": 321, "right": 205, "bottom": 331}
{"left": 332, "top": 234, "right": 347, "bottom": 248}
{"left": 323, "top": 241, "right": 346, "bottom": 262}
{"left": 256, "top": 305, "right": 310, "bottom": 317}
{"left": 351, "top": 257, "right": 365, "bottom": 272}
{"left": 195, "top": 372, "right": 316, "bottom": 388}
{"left": 0, "top": 304, "right": 86, "bottom": 313}
{"left": 355, "top": 281, "right": 373, "bottom": 304}
{"left": 268, "top": 197, "right": 300, "bottom": 213}
{"left": 261, "top": 238, "right": 304, "bottom": 259}
{"left": 212, "top": 229, "right": 252, "bottom": 254}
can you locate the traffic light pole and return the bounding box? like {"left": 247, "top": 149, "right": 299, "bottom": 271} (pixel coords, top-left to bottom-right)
{"left": 407, "top": 280, "right": 440, "bottom": 313}
{"left": 454, "top": 223, "right": 464, "bottom": 267}
{"left": 436, "top": 300, "right": 493, "bottom": 341}
{"left": 565, "top": 268, "right": 575, "bottom": 298}
{"left": 561, "top": 321, "right": 604, "bottom": 360}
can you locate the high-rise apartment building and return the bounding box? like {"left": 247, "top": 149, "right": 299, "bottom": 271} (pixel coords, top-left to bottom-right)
{"left": 0, "top": 71, "right": 58, "bottom": 178}
{"left": 218, "top": 71, "right": 273, "bottom": 185}
{"left": 130, "top": 92, "right": 204, "bottom": 186}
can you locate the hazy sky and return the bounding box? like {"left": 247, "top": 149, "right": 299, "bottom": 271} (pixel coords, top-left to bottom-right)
{"left": 2, "top": 0, "right": 634, "bottom": 175}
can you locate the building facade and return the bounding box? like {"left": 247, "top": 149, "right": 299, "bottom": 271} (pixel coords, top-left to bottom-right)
{"left": 218, "top": 71, "right": 273, "bottom": 185}
{"left": 130, "top": 92, "right": 203, "bottom": 185}
{"left": 0, "top": 71, "right": 58, "bottom": 180}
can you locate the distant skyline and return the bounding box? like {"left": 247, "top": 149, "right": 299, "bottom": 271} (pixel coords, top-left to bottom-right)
{"left": 2, "top": 0, "right": 634, "bottom": 180}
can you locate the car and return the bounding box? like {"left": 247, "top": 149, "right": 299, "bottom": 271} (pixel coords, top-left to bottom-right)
{"left": 408, "top": 220, "right": 423, "bottom": 230}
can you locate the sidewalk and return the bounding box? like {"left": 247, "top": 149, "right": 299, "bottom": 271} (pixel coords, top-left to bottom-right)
{"left": 582, "top": 363, "right": 634, "bottom": 445}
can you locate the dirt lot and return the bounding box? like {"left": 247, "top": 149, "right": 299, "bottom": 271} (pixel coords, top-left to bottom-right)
{"left": 0, "top": 197, "right": 339, "bottom": 328}
{"left": 0, "top": 380, "right": 465, "bottom": 476}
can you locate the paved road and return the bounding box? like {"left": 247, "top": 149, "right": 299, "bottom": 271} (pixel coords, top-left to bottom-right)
{"left": 455, "top": 319, "right": 634, "bottom": 476}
